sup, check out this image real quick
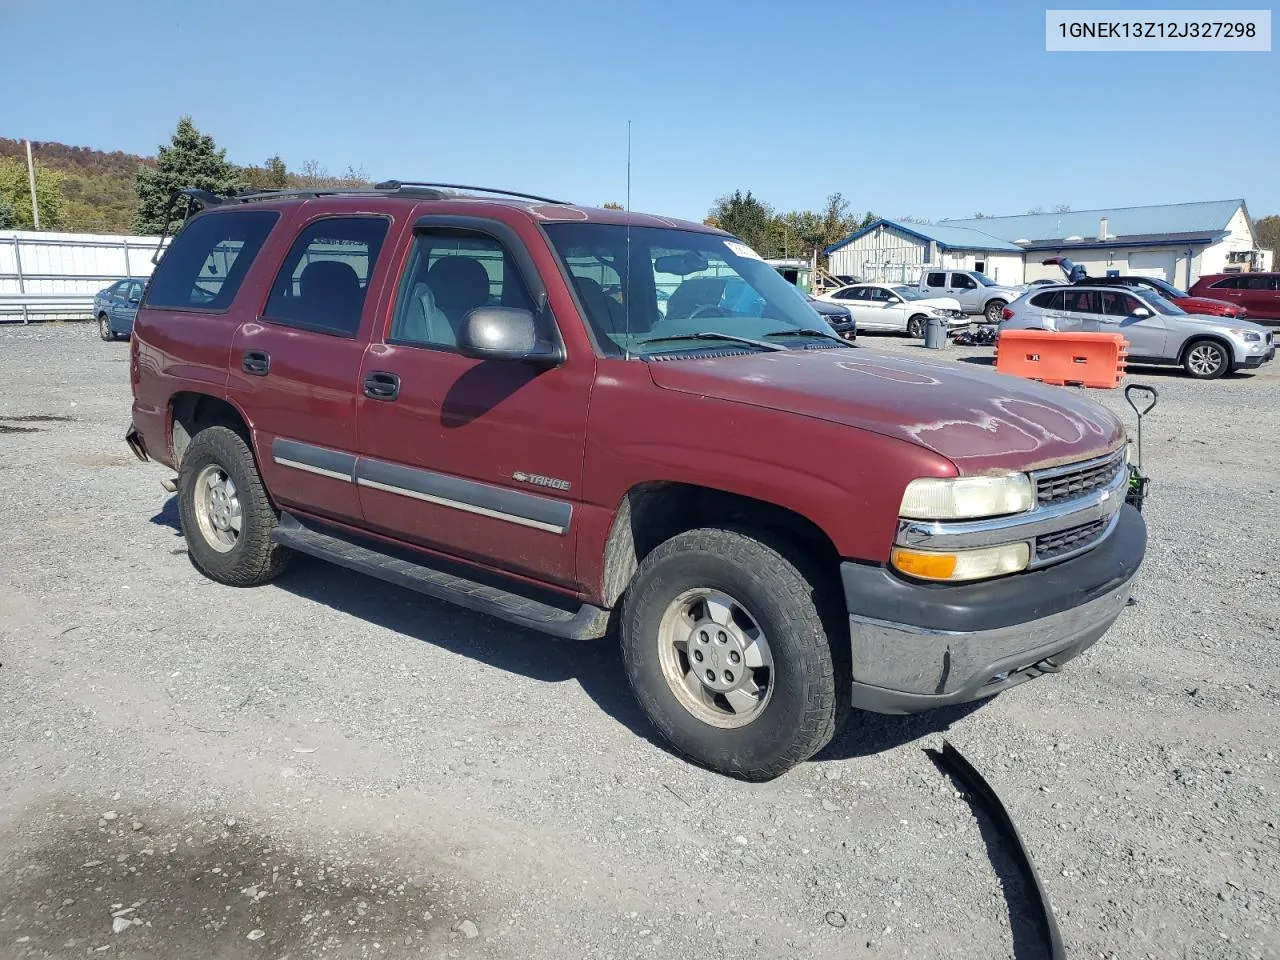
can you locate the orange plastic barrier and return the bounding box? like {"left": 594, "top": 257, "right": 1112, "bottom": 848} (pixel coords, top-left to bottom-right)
{"left": 994, "top": 330, "right": 1128, "bottom": 389}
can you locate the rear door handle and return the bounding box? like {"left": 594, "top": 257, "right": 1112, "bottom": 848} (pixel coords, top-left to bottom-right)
{"left": 364, "top": 371, "right": 400, "bottom": 401}
{"left": 242, "top": 350, "right": 270, "bottom": 376}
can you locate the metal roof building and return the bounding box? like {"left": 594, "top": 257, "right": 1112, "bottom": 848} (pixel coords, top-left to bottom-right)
{"left": 825, "top": 199, "right": 1269, "bottom": 288}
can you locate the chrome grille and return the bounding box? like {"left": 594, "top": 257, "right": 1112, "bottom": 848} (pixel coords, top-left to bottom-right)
{"left": 1035, "top": 518, "right": 1109, "bottom": 563}
{"left": 1035, "top": 451, "right": 1125, "bottom": 507}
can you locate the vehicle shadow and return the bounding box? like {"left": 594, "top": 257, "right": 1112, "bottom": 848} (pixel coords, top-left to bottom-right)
{"left": 149, "top": 495, "right": 996, "bottom": 771}
{"left": 272, "top": 553, "right": 666, "bottom": 750}
{"left": 816, "top": 700, "right": 985, "bottom": 762}
{"left": 955, "top": 354, "right": 996, "bottom": 366}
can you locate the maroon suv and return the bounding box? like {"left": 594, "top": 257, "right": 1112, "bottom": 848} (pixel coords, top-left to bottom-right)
{"left": 1190, "top": 273, "right": 1280, "bottom": 321}
{"left": 125, "top": 182, "right": 1146, "bottom": 780}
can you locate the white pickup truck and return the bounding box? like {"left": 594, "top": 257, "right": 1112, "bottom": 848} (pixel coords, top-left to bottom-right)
{"left": 918, "top": 270, "right": 1024, "bottom": 324}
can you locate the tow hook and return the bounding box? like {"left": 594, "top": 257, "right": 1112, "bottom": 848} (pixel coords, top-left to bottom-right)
{"left": 160, "top": 478, "right": 178, "bottom": 493}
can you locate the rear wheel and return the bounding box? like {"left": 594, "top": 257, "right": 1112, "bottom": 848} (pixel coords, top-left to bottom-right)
{"left": 178, "top": 426, "right": 291, "bottom": 586}
{"left": 906, "top": 314, "right": 926, "bottom": 338}
{"left": 98, "top": 313, "right": 114, "bottom": 341}
{"left": 984, "top": 300, "right": 1007, "bottom": 324}
{"left": 1183, "top": 339, "right": 1230, "bottom": 379}
{"left": 619, "top": 526, "right": 848, "bottom": 781}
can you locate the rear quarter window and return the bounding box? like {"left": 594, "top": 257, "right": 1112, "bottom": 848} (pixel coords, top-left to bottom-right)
{"left": 144, "top": 210, "right": 279, "bottom": 311}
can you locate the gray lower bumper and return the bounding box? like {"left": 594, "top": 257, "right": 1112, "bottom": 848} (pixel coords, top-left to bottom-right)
{"left": 843, "top": 503, "right": 1145, "bottom": 714}
{"left": 847, "top": 582, "right": 1130, "bottom": 713}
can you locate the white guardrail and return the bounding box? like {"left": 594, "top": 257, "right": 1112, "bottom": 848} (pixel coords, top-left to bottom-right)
{"left": 0, "top": 293, "right": 97, "bottom": 323}
{"left": 0, "top": 230, "right": 167, "bottom": 324}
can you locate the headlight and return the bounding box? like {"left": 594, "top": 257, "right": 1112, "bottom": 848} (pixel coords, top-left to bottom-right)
{"left": 1229, "top": 329, "right": 1263, "bottom": 342}
{"left": 891, "top": 542, "right": 1030, "bottom": 582}
{"left": 899, "top": 473, "right": 1034, "bottom": 520}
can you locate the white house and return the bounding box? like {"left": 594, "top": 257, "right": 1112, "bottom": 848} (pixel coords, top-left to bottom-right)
{"left": 826, "top": 199, "right": 1272, "bottom": 288}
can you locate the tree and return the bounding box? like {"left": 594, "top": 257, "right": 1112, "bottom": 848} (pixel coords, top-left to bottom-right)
{"left": 707, "top": 190, "right": 776, "bottom": 254}
{"left": 971, "top": 212, "right": 989, "bottom": 219}
{"left": 1253, "top": 214, "right": 1280, "bottom": 257}
{"left": 0, "top": 197, "right": 14, "bottom": 228}
{"left": 1027, "top": 206, "right": 1046, "bottom": 215}
{"left": 818, "top": 192, "right": 858, "bottom": 251}
{"left": 601, "top": 201, "right": 624, "bottom": 210}
{"left": 241, "top": 154, "right": 289, "bottom": 190}
{"left": 1051, "top": 203, "right": 1072, "bottom": 213}
{"left": 134, "top": 117, "right": 244, "bottom": 234}
{"left": 898, "top": 214, "right": 931, "bottom": 224}
{"left": 0, "top": 156, "right": 65, "bottom": 229}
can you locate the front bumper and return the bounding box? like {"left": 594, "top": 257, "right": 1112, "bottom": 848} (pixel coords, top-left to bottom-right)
{"left": 842, "top": 503, "right": 1146, "bottom": 714}
{"left": 1240, "top": 345, "right": 1274, "bottom": 368}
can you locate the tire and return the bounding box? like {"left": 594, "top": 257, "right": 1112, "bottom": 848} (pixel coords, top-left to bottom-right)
{"left": 177, "top": 426, "right": 291, "bottom": 586}
{"left": 1182, "top": 339, "right": 1231, "bottom": 380}
{"left": 984, "top": 300, "right": 1007, "bottom": 324}
{"left": 906, "top": 314, "right": 926, "bottom": 338}
{"left": 619, "top": 526, "right": 848, "bottom": 781}
{"left": 98, "top": 313, "right": 114, "bottom": 341}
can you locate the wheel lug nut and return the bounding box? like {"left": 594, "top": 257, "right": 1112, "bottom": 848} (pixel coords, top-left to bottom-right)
{"left": 704, "top": 669, "right": 715, "bottom": 683}
{"left": 716, "top": 631, "right": 727, "bottom": 644}
{"left": 698, "top": 631, "right": 709, "bottom": 643}
{"left": 729, "top": 651, "right": 740, "bottom": 664}
{"left": 693, "top": 650, "right": 703, "bottom": 662}
{"left": 723, "top": 670, "right": 734, "bottom": 683}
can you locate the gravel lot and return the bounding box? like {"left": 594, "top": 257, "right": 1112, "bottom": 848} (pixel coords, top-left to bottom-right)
{"left": 1, "top": 323, "right": 1277, "bottom": 960}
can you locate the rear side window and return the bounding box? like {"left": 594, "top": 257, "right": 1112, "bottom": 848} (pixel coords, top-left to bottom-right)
{"left": 925, "top": 272, "right": 946, "bottom": 287}
{"left": 1030, "top": 290, "right": 1064, "bottom": 310}
{"left": 1210, "top": 276, "right": 1243, "bottom": 289}
{"left": 1244, "top": 275, "right": 1276, "bottom": 290}
{"left": 145, "top": 210, "right": 279, "bottom": 311}
{"left": 1062, "top": 290, "right": 1100, "bottom": 314}
{"left": 263, "top": 216, "right": 391, "bottom": 337}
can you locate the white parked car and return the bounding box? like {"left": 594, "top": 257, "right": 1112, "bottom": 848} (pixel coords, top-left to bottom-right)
{"left": 817, "top": 283, "right": 966, "bottom": 338}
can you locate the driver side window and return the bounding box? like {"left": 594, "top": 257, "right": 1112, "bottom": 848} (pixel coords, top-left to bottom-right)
{"left": 951, "top": 273, "right": 976, "bottom": 289}
{"left": 389, "top": 230, "right": 535, "bottom": 351}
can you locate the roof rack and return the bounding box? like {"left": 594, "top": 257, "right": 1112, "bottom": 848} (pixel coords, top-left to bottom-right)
{"left": 229, "top": 184, "right": 448, "bottom": 203}
{"left": 374, "top": 181, "right": 570, "bottom": 204}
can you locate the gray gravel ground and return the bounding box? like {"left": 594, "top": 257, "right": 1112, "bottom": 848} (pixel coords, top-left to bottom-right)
{"left": 1, "top": 323, "right": 1277, "bottom": 960}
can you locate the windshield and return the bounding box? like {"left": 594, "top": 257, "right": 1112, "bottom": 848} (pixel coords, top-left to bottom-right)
{"left": 543, "top": 223, "right": 835, "bottom": 356}
{"left": 891, "top": 285, "right": 930, "bottom": 301}
{"left": 1135, "top": 288, "right": 1185, "bottom": 315}
{"left": 973, "top": 273, "right": 998, "bottom": 286}
{"left": 1143, "top": 277, "right": 1189, "bottom": 298}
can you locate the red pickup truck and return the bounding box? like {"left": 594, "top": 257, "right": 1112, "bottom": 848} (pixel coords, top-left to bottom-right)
{"left": 126, "top": 182, "right": 1146, "bottom": 780}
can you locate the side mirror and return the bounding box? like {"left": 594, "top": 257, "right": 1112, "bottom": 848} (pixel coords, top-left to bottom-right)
{"left": 128, "top": 297, "right": 140, "bottom": 304}
{"left": 1131, "top": 307, "right": 1151, "bottom": 318}
{"left": 457, "top": 307, "right": 562, "bottom": 365}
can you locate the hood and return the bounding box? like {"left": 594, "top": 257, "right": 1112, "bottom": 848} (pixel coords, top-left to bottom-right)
{"left": 647, "top": 349, "right": 1124, "bottom": 474}
{"left": 1176, "top": 295, "right": 1240, "bottom": 315}
{"left": 913, "top": 296, "right": 962, "bottom": 312}
{"left": 1179, "top": 314, "right": 1271, "bottom": 335}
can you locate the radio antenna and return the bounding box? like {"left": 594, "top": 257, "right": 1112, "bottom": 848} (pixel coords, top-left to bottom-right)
{"left": 626, "top": 120, "right": 631, "bottom": 211}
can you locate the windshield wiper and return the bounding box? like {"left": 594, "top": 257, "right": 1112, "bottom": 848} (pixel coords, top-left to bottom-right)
{"left": 761, "top": 327, "right": 851, "bottom": 346}
{"left": 636, "top": 332, "right": 786, "bottom": 352}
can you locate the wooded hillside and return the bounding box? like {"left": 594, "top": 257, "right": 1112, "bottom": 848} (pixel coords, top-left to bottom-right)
{"left": 0, "top": 138, "right": 152, "bottom": 233}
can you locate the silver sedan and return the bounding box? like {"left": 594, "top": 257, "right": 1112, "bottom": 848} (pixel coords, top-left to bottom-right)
{"left": 999, "top": 284, "right": 1275, "bottom": 379}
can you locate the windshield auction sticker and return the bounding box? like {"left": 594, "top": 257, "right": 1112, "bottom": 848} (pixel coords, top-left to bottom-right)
{"left": 1046, "top": 9, "right": 1271, "bottom": 50}
{"left": 724, "top": 241, "right": 764, "bottom": 261}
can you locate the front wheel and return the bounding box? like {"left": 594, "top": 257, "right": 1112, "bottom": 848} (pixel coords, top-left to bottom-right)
{"left": 984, "top": 300, "right": 1007, "bottom": 324}
{"left": 98, "top": 314, "right": 114, "bottom": 341}
{"left": 620, "top": 527, "right": 848, "bottom": 781}
{"left": 906, "top": 314, "right": 926, "bottom": 338}
{"left": 177, "top": 426, "right": 292, "bottom": 586}
{"left": 1183, "top": 339, "right": 1231, "bottom": 379}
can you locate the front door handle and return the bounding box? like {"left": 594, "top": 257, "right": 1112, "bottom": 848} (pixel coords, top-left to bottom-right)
{"left": 242, "top": 350, "right": 270, "bottom": 376}
{"left": 364, "top": 371, "right": 400, "bottom": 401}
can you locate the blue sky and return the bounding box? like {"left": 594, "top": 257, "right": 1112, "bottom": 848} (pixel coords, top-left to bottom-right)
{"left": 3, "top": 0, "right": 1277, "bottom": 221}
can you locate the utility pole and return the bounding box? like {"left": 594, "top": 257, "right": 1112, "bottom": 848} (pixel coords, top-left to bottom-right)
{"left": 625, "top": 120, "right": 631, "bottom": 211}
{"left": 25, "top": 139, "right": 41, "bottom": 230}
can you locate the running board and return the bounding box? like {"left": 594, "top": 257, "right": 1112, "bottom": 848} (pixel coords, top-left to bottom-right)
{"left": 272, "top": 513, "right": 610, "bottom": 640}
